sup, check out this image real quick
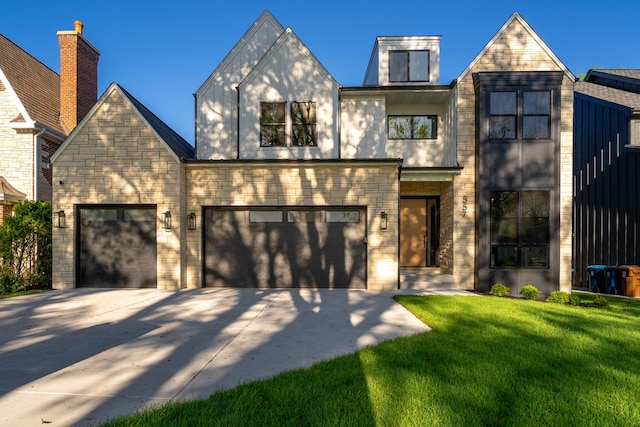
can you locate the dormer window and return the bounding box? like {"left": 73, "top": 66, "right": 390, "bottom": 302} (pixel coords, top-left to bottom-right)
{"left": 389, "top": 50, "right": 429, "bottom": 83}
{"left": 260, "top": 101, "right": 317, "bottom": 147}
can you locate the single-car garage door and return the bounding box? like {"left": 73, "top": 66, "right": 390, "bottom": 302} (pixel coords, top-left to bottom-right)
{"left": 204, "top": 207, "right": 366, "bottom": 288}
{"left": 78, "top": 206, "right": 157, "bottom": 288}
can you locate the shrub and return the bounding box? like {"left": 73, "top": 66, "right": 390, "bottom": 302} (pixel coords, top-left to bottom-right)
{"left": 546, "top": 291, "right": 570, "bottom": 304}
{"left": 520, "top": 285, "right": 540, "bottom": 300}
{"left": 593, "top": 295, "right": 609, "bottom": 308}
{"left": 489, "top": 283, "right": 510, "bottom": 297}
{"left": 0, "top": 201, "right": 52, "bottom": 294}
{"left": 568, "top": 294, "right": 581, "bottom": 306}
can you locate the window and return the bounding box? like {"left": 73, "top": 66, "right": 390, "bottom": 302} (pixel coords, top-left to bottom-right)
{"left": 489, "top": 90, "right": 551, "bottom": 140}
{"left": 490, "top": 190, "right": 549, "bottom": 268}
{"left": 291, "top": 102, "right": 316, "bottom": 146}
{"left": 260, "top": 102, "right": 286, "bottom": 146}
{"left": 389, "top": 50, "right": 429, "bottom": 83}
{"left": 260, "top": 101, "right": 317, "bottom": 147}
{"left": 388, "top": 115, "right": 437, "bottom": 139}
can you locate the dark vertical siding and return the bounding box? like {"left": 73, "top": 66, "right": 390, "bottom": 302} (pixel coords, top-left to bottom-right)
{"left": 573, "top": 93, "right": 638, "bottom": 287}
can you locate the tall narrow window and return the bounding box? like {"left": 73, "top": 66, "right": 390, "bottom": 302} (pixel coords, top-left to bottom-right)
{"left": 291, "top": 102, "right": 317, "bottom": 146}
{"left": 389, "top": 50, "right": 429, "bottom": 83}
{"left": 489, "top": 92, "right": 516, "bottom": 139}
{"left": 260, "top": 102, "right": 286, "bottom": 147}
{"left": 490, "top": 190, "right": 549, "bottom": 268}
{"left": 523, "top": 91, "right": 550, "bottom": 139}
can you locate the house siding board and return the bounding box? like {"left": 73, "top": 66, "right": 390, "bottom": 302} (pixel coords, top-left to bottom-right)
{"left": 340, "top": 96, "right": 386, "bottom": 159}
{"left": 574, "top": 90, "right": 640, "bottom": 287}
{"left": 196, "top": 13, "right": 284, "bottom": 160}
{"left": 52, "top": 88, "right": 184, "bottom": 290}
{"left": 238, "top": 31, "right": 340, "bottom": 159}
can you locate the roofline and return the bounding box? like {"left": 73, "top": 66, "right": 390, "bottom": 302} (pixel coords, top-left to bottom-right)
{"left": 342, "top": 82, "right": 456, "bottom": 93}
{"left": 585, "top": 69, "right": 640, "bottom": 85}
{"left": 52, "top": 83, "right": 185, "bottom": 164}
{"left": 457, "top": 12, "right": 576, "bottom": 83}
{"left": 184, "top": 158, "right": 403, "bottom": 167}
{"left": 574, "top": 88, "right": 639, "bottom": 113}
{"left": 0, "top": 33, "right": 60, "bottom": 77}
{"left": 0, "top": 68, "right": 32, "bottom": 125}
{"left": 238, "top": 27, "right": 340, "bottom": 90}
{"left": 194, "top": 10, "right": 285, "bottom": 96}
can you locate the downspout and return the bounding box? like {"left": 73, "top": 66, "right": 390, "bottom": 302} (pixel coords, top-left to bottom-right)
{"left": 33, "top": 129, "right": 44, "bottom": 201}
{"left": 338, "top": 85, "right": 342, "bottom": 159}
{"left": 236, "top": 86, "right": 240, "bottom": 159}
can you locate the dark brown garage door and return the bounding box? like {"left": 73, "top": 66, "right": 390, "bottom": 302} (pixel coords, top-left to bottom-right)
{"left": 204, "top": 207, "right": 366, "bottom": 288}
{"left": 78, "top": 206, "right": 157, "bottom": 288}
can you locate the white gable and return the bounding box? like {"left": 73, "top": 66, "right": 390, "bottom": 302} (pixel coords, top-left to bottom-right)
{"left": 237, "top": 28, "right": 340, "bottom": 159}
{"left": 195, "top": 11, "right": 285, "bottom": 159}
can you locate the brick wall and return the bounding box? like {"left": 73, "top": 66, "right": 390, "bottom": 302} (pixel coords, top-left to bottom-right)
{"left": 58, "top": 28, "right": 99, "bottom": 133}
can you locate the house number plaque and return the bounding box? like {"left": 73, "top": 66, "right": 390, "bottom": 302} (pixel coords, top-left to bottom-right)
{"left": 462, "top": 196, "right": 468, "bottom": 217}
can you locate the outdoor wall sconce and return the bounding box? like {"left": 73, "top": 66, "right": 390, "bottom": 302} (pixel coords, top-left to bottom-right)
{"left": 162, "top": 211, "right": 172, "bottom": 230}
{"left": 187, "top": 212, "right": 197, "bottom": 230}
{"left": 380, "top": 212, "right": 388, "bottom": 230}
{"left": 56, "top": 210, "right": 66, "bottom": 228}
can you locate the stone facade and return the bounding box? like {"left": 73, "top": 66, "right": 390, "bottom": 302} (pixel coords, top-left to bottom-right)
{"left": 52, "top": 87, "right": 184, "bottom": 290}
{"left": 185, "top": 162, "right": 399, "bottom": 290}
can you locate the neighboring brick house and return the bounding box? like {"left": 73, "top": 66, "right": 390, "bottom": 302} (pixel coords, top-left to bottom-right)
{"left": 52, "top": 11, "right": 574, "bottom": 294}
{"left": 573, "top": 70, "right": 640, "bottom": 287}
{"left": 0, "top": 21, "right": 98, "bottom": 222}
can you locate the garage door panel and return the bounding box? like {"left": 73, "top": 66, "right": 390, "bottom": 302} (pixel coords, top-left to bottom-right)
{"left": 204, "top": 208, "right": 366, "bottom": 288}
{"left": 79, "top": 207, "right": 157, "bottom": 288}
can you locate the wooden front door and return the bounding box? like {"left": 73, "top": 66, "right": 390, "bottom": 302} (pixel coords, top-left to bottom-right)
{"left": 400, "top": 198, "right": 439, "bottom": 267}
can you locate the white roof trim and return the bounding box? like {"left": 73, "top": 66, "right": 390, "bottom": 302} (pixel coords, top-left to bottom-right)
{"left": 457, "top": 12, "right": 575, "bottom": 83}
{"left": 0, "top": 68, "right": 32, "bottom": 125}
{"left": 51, "top": 83, "right": 181, "bottom": 164}
{"left": 195, "top": 10, "right": 285, "bottom": 96}
{"left": 238, "top": 27, "right": 339, "bottom": 90}
{"left": 0, "top": 176, "right": 27, "bottom": 202}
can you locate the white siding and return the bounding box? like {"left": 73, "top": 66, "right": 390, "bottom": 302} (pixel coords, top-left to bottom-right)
{"left": 195, "top": 13, "right": 284, "bottom": 160}
{"left": 340, "top": 97, "right": 386, "bottom": 158}
{"left": 238, "top": 30, "right": 340, "bottom": 159}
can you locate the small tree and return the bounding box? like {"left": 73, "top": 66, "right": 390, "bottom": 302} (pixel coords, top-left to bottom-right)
{"left": 0, "top": 201, "right": 52, "bottom": 293}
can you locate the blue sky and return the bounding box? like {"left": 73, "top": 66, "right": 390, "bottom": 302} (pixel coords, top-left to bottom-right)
{"left": 2, "top": 0, "right": 638, "bottom": 143}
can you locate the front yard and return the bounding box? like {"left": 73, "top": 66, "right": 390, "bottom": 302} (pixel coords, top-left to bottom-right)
{"left": 101, "top": 291, "right": 640, "bottom": 426}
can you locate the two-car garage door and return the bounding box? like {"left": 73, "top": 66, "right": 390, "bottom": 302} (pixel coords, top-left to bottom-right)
{"left": 203, "top": 207, "right": 367, "bottom": 288}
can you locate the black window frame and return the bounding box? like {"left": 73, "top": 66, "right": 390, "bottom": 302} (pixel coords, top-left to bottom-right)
{"left": 387, "top": 115, "right": 437, "bottom": 140}
{"left": 260, "top": 102, "right": 286, "bottom": 147}
{"left": 389, "top": 50, "right": 430, "bottom": 83}
{"left": 290, "top": 101, "right": 317, "bottom": 147}
{"left": 488, "top": 90, "right": 551, "bottom": 141}
{"left": 490, "top": 190, "right": 550, "bottom": 268}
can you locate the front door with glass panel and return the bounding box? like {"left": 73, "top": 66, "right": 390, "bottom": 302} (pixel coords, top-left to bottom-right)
{"left": 400, "top": 198, "right": 439, "bottom": 267}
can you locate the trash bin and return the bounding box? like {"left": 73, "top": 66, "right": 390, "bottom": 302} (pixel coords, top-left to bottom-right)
{"left": 618, "top": 265, "right": 640, "bottom": 298}
{"left": 587, "top": 265, "right": 607, "bottom": 292}
{"left": 605, "top": 266, "right": 623, "bottom": 295}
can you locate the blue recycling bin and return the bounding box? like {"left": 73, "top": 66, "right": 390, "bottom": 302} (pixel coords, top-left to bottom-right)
{"left": 587, "top": 265, "right": 607, "bottom": 292}
{"left": 604, "top": 266, "right": 623, "bottom": 295}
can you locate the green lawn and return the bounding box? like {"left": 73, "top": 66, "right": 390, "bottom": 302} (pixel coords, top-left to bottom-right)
{"left": 101, "top": 292, "right": 640, "bottom": 426}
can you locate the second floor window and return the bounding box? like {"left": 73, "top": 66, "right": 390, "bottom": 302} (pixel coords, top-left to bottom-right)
{"left": 260, "top": 101, "right": 317, "bottom": 147}
{"left": 388, "top": 115, "right": 437, "bottom": 139}
{"left": 389, "top": 50, "right": 429, "bottom": 83}
{"left": 489, "top": 91, "right": 551, "bottom": 140}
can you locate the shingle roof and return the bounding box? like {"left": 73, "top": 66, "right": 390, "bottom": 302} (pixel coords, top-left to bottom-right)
{"left": 117, "top": 84, "right": 195, "bottom": 160}
{"left": 575, "top": 81, "right": 640, "bottom": 111}
{"left": 588, "top": 69, "right": 640, "bottom": 81}
{"left": 0, "top": 34, "right": 64, "bottom": 134}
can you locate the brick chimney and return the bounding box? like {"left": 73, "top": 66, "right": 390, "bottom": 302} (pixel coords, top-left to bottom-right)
{"left": 57, "top": 20, "right": 100, "bottom": 133}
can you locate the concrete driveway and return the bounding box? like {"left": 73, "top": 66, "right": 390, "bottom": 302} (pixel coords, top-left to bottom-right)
{"left": 0, "top": 288, "right": 440, "bottom": 426}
